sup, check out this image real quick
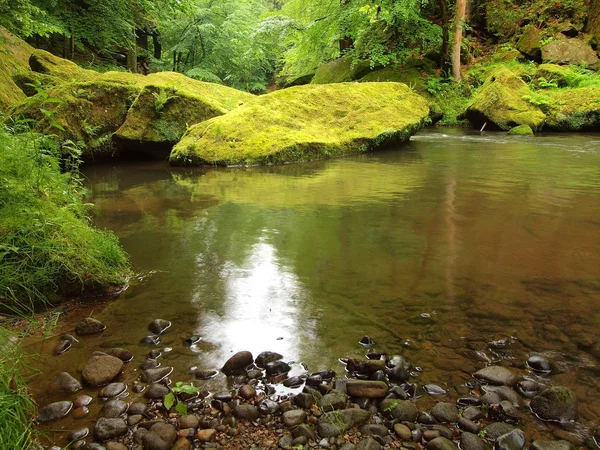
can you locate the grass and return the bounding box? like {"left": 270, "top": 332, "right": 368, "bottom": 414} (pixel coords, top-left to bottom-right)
{"left": 0, "top": 126, "right": 130, "bottom": 315}
{"left": 0, "top": 327, "right": 36, "bottom": 450}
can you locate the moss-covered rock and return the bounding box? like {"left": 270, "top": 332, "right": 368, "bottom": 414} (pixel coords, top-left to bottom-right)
{"left": 507, "top": 124, "right": 534, "bottom": 135}
{"left": 534, "top": 64, "right": 574, "bottom": 88}
{"left": 541, "top": 35, "right": 599, "bottom": 67}
{"left": 517, "top": 25, "right": 542, "bottom": 60}
{"left": 0, "top": 26, "right": 34, "bottom": 110}
{"left": 170, "top": 82, "right": 429, "bottom": 166}
{"left": 465, "top": 67, "right": 546, "bottom": 130}
{"left": 29, "top": 49, "right": 99, "bottom": 82}
{"left": 543, "top": 87, "right": 600, "bottom": 131}
{"left": 114, "top": 73, "right": 254, "bottom": 148}
{"left": 312, "top": 57, "right": 373, "bottom": 84}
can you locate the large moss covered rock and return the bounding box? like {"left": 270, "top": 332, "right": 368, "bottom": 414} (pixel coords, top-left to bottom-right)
{"left": 544, "top": 87, "right": 600, "bottom": 130}
{"left": 29, "top": 49, "right": 99, "bottom": 82}
{"left": 170, "top": 82, "right": 429, "bottom": 166}
{"left": 517, "top": 25, "right": 542, "bottom": 60}
{"left": 541, "top": 35, "right": 599, "bottom": 67}
{"left": 0, "top": 26, "right": 34, "bottom": 110}
{"left": 312, "top": 57, "right": 373, "bottom": 84}
{"left": 465, "top": 67, "right": 546, "bottom": 130}
{"left": 114, "top": 72, "right": 254, "bottom": 148}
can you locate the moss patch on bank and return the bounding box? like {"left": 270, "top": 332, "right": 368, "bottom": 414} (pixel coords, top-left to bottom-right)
{"left": 0, "top": 26, "right": 34, "bottom": 111}
{"left": 0, "top": 129, "right": 130, "bottom": 314}
{"left": 312, "top": 57, "right": 373, "bottom": 84}
{"left": 170, "top": 82, "right": 430, "bottom": 166}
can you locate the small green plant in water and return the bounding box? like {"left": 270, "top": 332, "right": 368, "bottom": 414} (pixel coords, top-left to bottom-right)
{"left": 383, "top": 400, "right": 399, "bottom": 412}
{"left": 163, "top": 382, "right": 200, "bottom": 415}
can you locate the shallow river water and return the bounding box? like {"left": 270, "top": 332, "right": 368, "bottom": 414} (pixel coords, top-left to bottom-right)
{"left": 31, "top": 129, "right": 600, "bottom": 444}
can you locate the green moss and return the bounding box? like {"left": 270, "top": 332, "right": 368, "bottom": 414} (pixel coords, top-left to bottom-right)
{"left": 507, "top": 124, "right": 534, "bottom": 135}
{"left": 312, "top": 57, "right": 373, "bottom": 84}
{"left": 544, "top": 87, "right": 600, "bottom": 130}
{"left": 28, "top": 49, "right": 99, "bottom": 82}
{"left": 0, "top": 26, "right": 34, "bottom": 111}
{"left": 170, "top": 82, "right": 430, "bottom": 166}
{"left": 465, "top": 67, "right": 546, "bottom": 130}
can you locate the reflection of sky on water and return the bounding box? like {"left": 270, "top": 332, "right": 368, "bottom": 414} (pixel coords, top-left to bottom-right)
{"left": 195, "top": 233, "right": 315, "bottom": 370}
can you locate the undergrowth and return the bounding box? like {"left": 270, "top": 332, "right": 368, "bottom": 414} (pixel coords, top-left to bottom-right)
{"left": 0, "top": 125, "right": 130, "bottom": 315}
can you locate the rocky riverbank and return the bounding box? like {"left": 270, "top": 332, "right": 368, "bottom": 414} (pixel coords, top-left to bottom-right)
{"left": 36, "top": 317, "right": 599, "bottom": 450}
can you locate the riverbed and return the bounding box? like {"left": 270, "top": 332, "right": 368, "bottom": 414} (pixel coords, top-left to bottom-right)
{"left": 30, "top": 129, "right": 600, "bottom": 445}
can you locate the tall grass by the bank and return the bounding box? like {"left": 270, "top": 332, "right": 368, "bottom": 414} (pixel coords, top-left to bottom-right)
{"left": 0, "top": 127, "right": 130, "bottom": 315}
{"left": 0, "top": 327, "right": 35, "bottom": 450}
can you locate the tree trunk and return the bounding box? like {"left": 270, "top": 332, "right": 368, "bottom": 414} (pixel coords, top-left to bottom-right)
{"left": 153, "top": 34, "right": 162, "bottom": 60}
{"left": 439, "top": 0, "right": 450, "bottom": 76}
{"left": 452, "top": 0, "right": 467, "bottom": 82}
{"left": 137, "top": 30, "right": 148, "bottom": 51}
{"left": 127, "top": 29, "right": 137, "bottom": 73}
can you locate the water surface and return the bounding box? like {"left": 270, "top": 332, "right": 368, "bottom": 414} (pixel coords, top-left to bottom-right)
{"left": 31, "top": 129, "right": 600, "bottom": 441}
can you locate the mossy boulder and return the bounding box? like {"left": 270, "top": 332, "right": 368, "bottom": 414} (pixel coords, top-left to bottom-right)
{"left": 507, "top": 124, "right": 534, "bottom": 135}
{"left": 312, "top": 57, "right": 373, "bottom": 84}
{"left": 517, "top": 25, "right": 542, "bottom": 60}
{"left": 543, "top": 87, "right": 600, "bottom": 131}
{"left": 530, "top": 386, "right": 577, "bottom": 422}
{"left": 0, "top": 26, "right": 35, "bottom": 110}
{"left": 465, "top": 67, "right": 546, "bottom": 131}
{"left": 534, "top": 64, "right": 573, "bottom": 88}
{"left": 114, "top": 73, "right": 254, "bottom": 149}
{"left": 29, "top": 49, "right": 99, "bottom": 82}
{"left": 170, "top": 82, "right": 429, "bottom": 166}
{"left": 586, "top": 1, "right": 600, "bottom": 43}
{"left": 541, "top": 35, "right": 599, "bottom": 67}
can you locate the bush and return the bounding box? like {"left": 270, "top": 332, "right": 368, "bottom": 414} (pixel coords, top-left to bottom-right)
{"left": 0, "top": 127, "right": 130, "bottom": 315}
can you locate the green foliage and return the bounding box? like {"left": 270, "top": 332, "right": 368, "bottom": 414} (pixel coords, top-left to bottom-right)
{"left": 0, "top": 127, "right": 130, "bottom": 315}
{"left": 152, "top": 88, "right": 179, "bottom": 114}
{"left": 163, "top": 382, "right": 200, "bottom": 416}
{"left": 0, "top": 328, "right": 36, "bottom": 450}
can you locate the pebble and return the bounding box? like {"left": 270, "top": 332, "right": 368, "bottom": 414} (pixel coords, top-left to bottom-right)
{"left": 38, "top": 401, "right": 73, "bottom": 423}
{"left": 100, "top": 382, "right": 126, "bottom": 398}
{"left": 148, "top": 319, "right": 172, "bottom": 335}
{"left": 222, "top": 351, "right": 254, "bottom": 375}
{"left": 55, "top": 372, "right": 82, "bottom": 393}
{"left": 73, "top": 394, "right": 93, "bottom": 408}
{"left": 101, "top": 400, "right": 128, "bottom": 418}
{"left": 94, "top": 418, "right": 128, "bottom": 441}
{"left": 75, "top": 317, "right": 106, "bottom": 336}
{"left": 197, "top": 428, "right": 217, "bottom": 442}
{"left": 141, "top": 366, "right": 173, "bottom": 383}
{"left": 72, "top": 406, "right": 89, "bottom": 419}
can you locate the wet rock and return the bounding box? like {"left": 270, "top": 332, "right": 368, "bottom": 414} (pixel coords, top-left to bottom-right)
{"left": 183, "top": 335, "right": 201, "bottom": 346}
{"left": 361, "top": 424, "right": 388, "bottom": 437}
{"left": 145, "top": 383, "right": 169, "bottom": 399}
{"left": 82, "top": 355, "right": 124, "bottom": 387}
{"left": 75, "top": 317, "right": 106, "bottom": 336}
{"left": 516, "top": 380, "right": 546, "bottom": 398}
{"left": 430, "top": 402, "right": 459, "bottom": 423}
{"left": 495, "top": 429, "right": 526, "bottom": 450}
{"left": 222, "top": 351, "right": 253, "bottom": 375}
{"left": 238, "top": 384, "right": 256, "bottom": 399}
{"left": 425, "top": 384, "right": 447, "bottom": 395}
{"left": 319, "top": 390, "right": 348, "bottom": 411}
{"left": 394, "top": 423, "right": 412, "bottom": 440}
{"left": 148, "top": 319, "right": 171, "bottom": 335}
{"left": 461, "top": 432, "right": 487, "bottom": 450}
{"left": 266, "top": 360, "right": 291, "bottom": 376}
{"left": 526, "top": 355, "right": 552, "bottom": 373}
{"left": 360, "top": 336, "right": 376, "bottom": 346}
{"left": 427, "top": 437, "right": 459, "bottom": 450}
{"left": 357, "top": 437, "right": 381, "bottom": 450}
{"left": 283, "top": 409, "right": 307, "bottom": 427}
{"left": 140, "top": 359, "right": 160, "bottom": 370}
{"left": 491, "top": 400, "right": 520, "bottom": 423}
{"left": 424, "top": 430, "right": 441, "bottom": 441}
{"left": 140, "top": 335, "right": 160, "bottom": 345}
{"left": 418, "top": 412, "right": 438, "bottom": 425}
{"left": 69, "top": 428, "right": 89, "bottom": 441}
{"left": 530, "top": 440, "right": 574, "bottom": 450}
{"left": 293, "top": 423, "right": 316, "bottom": 441}
{"left": 463, "top": 406, "right": 485, "bottom": 421}
{"left": 197, "top": 428, "right": 216, "bottom": 442}
{"left": 128, "top": 402, "right": 147, "bottom": 415}
{"left": 128, "top": 414, "right": 142, "bottom": 426}
{"left": 259, "top": 398, "right": 280, "bottom": 414}
{"left": 193, "top": 369, "right": 217, "bottom": 380}
{"left": 484, "top": 423, "right": 517, "bottom": 441}
{"left": 234, "top": 404, "right": 259, "bottom": 421}
{"left": 279, "top": 435, "right": 294, "bottom": 448}
{"left": 458, "top": 397, "right": 482, "bottom": 406}
{"left": 100, "top": 383, "right": 126, "bottom": 398}
{"left": 105, "top": 348, "right": 133, "bottom": 362}
{"left": 172, "top": 437, "right": 191, "bottom": 450}
{"left": 347, "top": 358, "right": 386, "bottom": 375}
{"left": 141, "top": 367, "right": 173, "bottom": 383}
{"left": 283, "top": 376, "right": 305, "bottom": 388}
{"left": 73, "top": 395, "right": 93, "bottom": 408}
{"left": 101, "top": 400, "right": 128, "bottom": 418}
{"left": 380, "top": 399, "right": 418, "bottom": 422}
{"left": 474, "top": 366, "right": 519, "bottom": 387}
{"left": 388, "top": 365, "right": 410, "bottom": 383}
{"left": 72, "top": 406, "right": 89, "bottom": 419}
{"left": 38, "top": 401, "right": 73, "bottom": 423}
{"left": 317, "top": 408, "right": 370, "bottom": 437}
{"left": 56, "top": 372, "right": 82, "bottom": 393}
{"left": 530, "top": 386, "right": 577, "bottom": 422}
{"left": 481, "top": 391, "right": 502, "bottom": 405}
{"left": 255, "top": 351, "right": 283, "bottom": 367}
{"left": 483, "top": 386, "right": 522, "bottom": 407}
{"left": 105, "top": 443, "right": 126, "bottom": 450}
{"left": 178, "top": 414, "right": 199, "bottom": 429}
{"left": 347, "top": 380, "right": 388, "bottom": 398}
{"left": 458, "top": 417, "right": 481, "bottom": 434}
{"left": 142, "top": 422, "right": 177, "bottom": 450}
{"left": 55, "top": 339, "right": 72, "bottom": 355}
{"left": 94, "top": 418, "right": 128, "bottom": 441}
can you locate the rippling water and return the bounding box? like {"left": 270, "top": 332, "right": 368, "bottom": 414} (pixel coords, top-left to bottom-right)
{"left": 30, "top": 129, "right": 600, "bottom": 443}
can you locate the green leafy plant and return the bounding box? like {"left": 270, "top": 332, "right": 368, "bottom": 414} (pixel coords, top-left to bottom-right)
{"left": 152, "top": 88, "right": 179, "bottom": 114}
{"left": 383, "top": 400, "right": 399, "bottom": 412}
{"left": 163, "top": 382, "right": 200, "bottom": 415}
{"left": 536, "top": 77, "right": 558, "bottom": 89}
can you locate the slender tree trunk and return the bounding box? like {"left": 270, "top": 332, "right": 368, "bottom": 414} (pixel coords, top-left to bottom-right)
{"left": 153, "top": 34, "right": 162, "bottom": 60}
{"left": 127, "top": 29, "right": 138, "bottom": 73}
{"left": 439, "top": 0, "right": 450, "bottom": 76}
{"left": 452, "top": 0, "right": 467, "bottom": 82}
{"left": 173, "top": 51, "right": 177, "bottom": 71}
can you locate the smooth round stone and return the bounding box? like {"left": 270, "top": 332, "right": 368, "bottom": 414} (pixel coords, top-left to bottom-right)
{"left": 394, "top": 423, "right": 412, "bottom": 440}
{"left": 458, "top": 397, "right": 482, "bottom": 406}
{"left": 283, "top": 376, "right": 305, "bottom": 388}
{"left": 183, "top": 335, "right": 201, "bottom": 346}
{"left": 147, "top": 349, "right": 162, "bottom": 359}
{"left": 517, "top": 380, "right": 546, "bottom": 398}
{"left": 430, "top": 402, "right": 458, "bottom": 423}
{"left": 75, "top": 317, "right": 106, "bottom": 336}
{"left": 221, "top": 351, "right": 254, "bottom": 375}
{"left": 239, "top": 384, "right": 256, "bottom": 399}
{"left": 94, "top": 418, "right": 128, "bottom": 441}
{"left": 140, "top": 359, "right": 160, "bottom": 370}
{"left": 145, "top": 383, "right": 169, "bottom": 399}
{"left": 100, "top": 383, "right": 126, "bottom": 398}
{"left": 306, "top": 374, "right": 323, "bottom": 386}
{"left": 530, "top": 386, "right": 577, "bottom": 422}
{"left": 425, "top": 384, "right": 447, "bottom": 396}
{"left": 148, "top": 319, "right": 172, "bottom": 335}
{"left": 473, "top": 366, "right": 518, "bottom": 387}
{"left": 105, "top": 348, "right": 134, "bottom": 362}
{"left": 259, "top": 399, "right": 279, "bottom": 414}
{"left": 360, "top": 336, "right": 376, "bottom": 346}
{"left": 68, "top": 428, "right": 89, "bottom": 441}
{"left": 54, "top": 339, "right": 72, "bottom": 355}
{"left": 73, "top": 394, "right": 93, "bottom": 408}
{"left": 234, "top": 404, "right": 259, "bottom": 421}
{"left": 72, "top": 406, "right": 89, "bottom": 419}
{"left": 265, "top": 360, "right": 291, "bottom": 376}
{"left": 283, "top": 409, "right": 307, "bottom": 427}
{"left": 194, "top": 369, "right": 217, "bottom": 380}
{"left": 101, "top": 400, "right": 128, "bottom": 418}
{"left": 56, "top": 372, "right": 83, "bottom": 393}
{"left": 495, "top": 429, "right": 526, "bottom": 450}
{"left": 255, "top": 351, "right": 283, "bottom": 368}
{"left": 38, "top": 401, "right": 73, "bottom": 423}
{"left": 141, "top": 367, "right": 173, "bottom": 383}
{"left": 527, "top": 355, "right": 552, "bottom": 374}
{"left": 418, "top": 412, "right": 438, "bottom": 424}
{"left": 140, "top": 335, "right": 160, "bottom": 345}
{"left": 81, "top": 355, "right": 124, "bottom": 387}
{"left": 128, "top": 402, "right": 147, "bottom": 415}
{"left": 128, "top": 414, "right": 143, "bottom": 426}
{"left": 178, "top": 414, "right": 200, "bottom": 429}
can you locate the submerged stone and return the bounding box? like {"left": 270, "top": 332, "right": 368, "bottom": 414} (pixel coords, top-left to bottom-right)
{"left": 530, "top": 386, "right": 577, "bottom": 422}
{"left": 38, "top": 401, "right": 73, "bottom": 423}
{"left": 221, "top": 351, "right": 253, "bottom": 375}
{"left": 170, "top": 82, "right": 429, "bottom": 166}
{"left": 81, "top": 354, "right": 124, "bottom": 387}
